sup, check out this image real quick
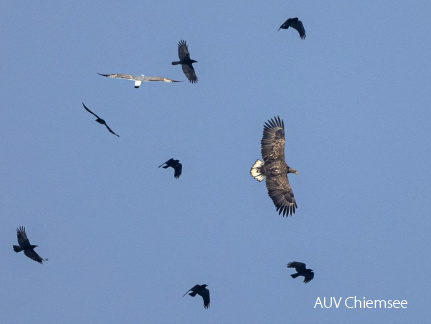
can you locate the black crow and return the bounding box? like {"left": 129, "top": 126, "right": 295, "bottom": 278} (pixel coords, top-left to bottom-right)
{"left": 183, "top": 284, "right": 210, "bottom": 309}
{"left": 287, "top": 262, "right": 314, "bottom": 283}
{"left": 13, "top": 227, "right": 47, "bottom": 264}
{"left": 158, "top": 158, "right": 182, "bottom": 179}
{"left": 278, "top": 17, "right": 306, "bottom": 39}
{"left": 82, "top": 102, "right": 119, "bottom": 137}
{"left": 172, "top": 40, "right": 198, "bottom": 83}
{"left": 250, "top": 116, "right": 298, "bottom": 216}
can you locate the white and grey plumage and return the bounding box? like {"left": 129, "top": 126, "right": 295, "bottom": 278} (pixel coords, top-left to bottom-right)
{"left": 98, "top": 73, "right": 182, "bottom": 88}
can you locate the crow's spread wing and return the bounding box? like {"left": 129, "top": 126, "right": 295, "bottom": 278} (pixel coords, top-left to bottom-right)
{"left": 199, "top": 288, "right": 210, "bottom": 309}
{"left": 182, "top": 64, "right": 198, "bottom": 83}
{"left": 82, "top": 103, "right": 100, "bottom": 119}
{"left": 287, "top": 262, "right": 307, "bottom": 272}
{"left": 173, "top": 163, "right": 182, "bottom": 179}
{"left": 278, "top": 18, "right": 294, "bottom": 31}
{"left": 182, "top": 66, "right": 197, "bottom": 83}
{"left": 178, "top": 40, "right": 190, "bottom": 61}
{"left": 17, "top": 227, "right": 30, "bottom": 247}
{"left": 183, "top": 285, "right": 199, "bottom": 297}
{"left": 159, "top": 159, "right": 174, "bottom": 168}
{"left": 303, "top": 271, "right": 314, "bottom": 283}
{"left": 104, "top": 124, "right": 119, "bottom": 137}
{"left": 24, "top": 249, "right": 44, "bottom": 264}
{"left": 291, "top": 19, "right": 306, "bottom": 39}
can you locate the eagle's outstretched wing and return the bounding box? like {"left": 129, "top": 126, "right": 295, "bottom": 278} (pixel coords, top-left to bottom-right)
{"left": 261, "top": 116, "right": 285, "bottom": 163}
{"left": 260, "top": 116, "right": 297, "bottom": 216}
{"left": 266, "top": 175, "right": 297, "bottom": 216}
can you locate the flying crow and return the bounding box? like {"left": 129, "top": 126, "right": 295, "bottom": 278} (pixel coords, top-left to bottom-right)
{"left": 183, "top": 284, "right": 210, "bottom": 309}
{"left": 287, "top": 262, "right": 314, "bottom": 283}
{"left": 172, "top": 40, "right": 198, "bottom": 83}
{"left": 278, "top": 17, "right": 306, "bottom": 39}
{"left": 158, "top": 158, "right": 182, "bottom": 179}
{"left": 13, "top": 227, "right": 47, "bottom": 264}
{"left": 82, "top": 102, "right": 119, "bottom": 137}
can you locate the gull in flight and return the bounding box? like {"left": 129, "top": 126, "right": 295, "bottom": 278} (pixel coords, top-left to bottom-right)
{"left": 98, "top": 73, "right": 182, "bottom": 88}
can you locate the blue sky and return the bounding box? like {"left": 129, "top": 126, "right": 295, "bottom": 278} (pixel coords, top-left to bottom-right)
{"left": 1, "top": 1, "right": 430, "bottom": 323}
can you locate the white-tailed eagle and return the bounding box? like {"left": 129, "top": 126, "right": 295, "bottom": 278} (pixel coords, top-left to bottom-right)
{"left": 250, "top": 116, "right": 298, "bottom": 216}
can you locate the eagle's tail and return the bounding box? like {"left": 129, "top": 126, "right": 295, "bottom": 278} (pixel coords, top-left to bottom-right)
{"left": 291, "top": 273, "right": 300, "bottom": 278}
{"left": 13, "top": 245, "right": 23, "bottom": 253}
{"left": 250, "top": 159, "right": 266, "bottom": 182}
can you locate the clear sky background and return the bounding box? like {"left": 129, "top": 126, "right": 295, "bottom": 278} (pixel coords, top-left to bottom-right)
{"left": 1, "top": 1, "right": 430, "bottom": 323}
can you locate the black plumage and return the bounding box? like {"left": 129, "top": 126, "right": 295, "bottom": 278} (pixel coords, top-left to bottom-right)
{"left": 287, "top": 262, "right": 314, "bottom": 283}
{"left": 82, "top": 102, "right": 119, "bottom": 137}
{"left": 250, "top": 116, "right": 298, "bottom": 216}
{"left": 278, "top": 17, "right": 306, "bottom": 39}
{"left": 172, "top": 40, "right": 198, "bottom": 83}
{"left": 183, "top": 284, "right": 210, "bottom": 309}
{"left": 158, "top": 158, "right": 182, "bottom": 179}
{"left": 13, "top": 226, "right": 47, "bottom": 264}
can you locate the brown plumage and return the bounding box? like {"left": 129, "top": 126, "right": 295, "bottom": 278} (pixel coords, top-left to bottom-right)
{"left": 250, "top": 116, "right": 298, "bottom": 216}
{"left": 278, "top": 17, "right": 306, "bottom": 39}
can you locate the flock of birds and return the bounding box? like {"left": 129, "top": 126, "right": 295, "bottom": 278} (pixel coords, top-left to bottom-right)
{"left": 13, "top": 16, "right": 313, "bottom": 310}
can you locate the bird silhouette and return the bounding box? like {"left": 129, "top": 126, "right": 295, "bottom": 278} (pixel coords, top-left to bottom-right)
{"left": 172, "top": 40, "right": 198, "bottom": 83}
{"left": 287, "top": 262, "right": 314, "bottom": 283}
{"left": 183, "top": 284, "right": 210, "bottom": 309}
{"left": 158, "top": 158, "right": 182, "bottom": 179}
{"left": 82, "top": 102, "right": 119, "bottom": 137}
{"left": 13, "top": 226, "right": 47, "bottom": 264}
{"left": 278, "top": 17, "right": 306, "bottom": 39}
